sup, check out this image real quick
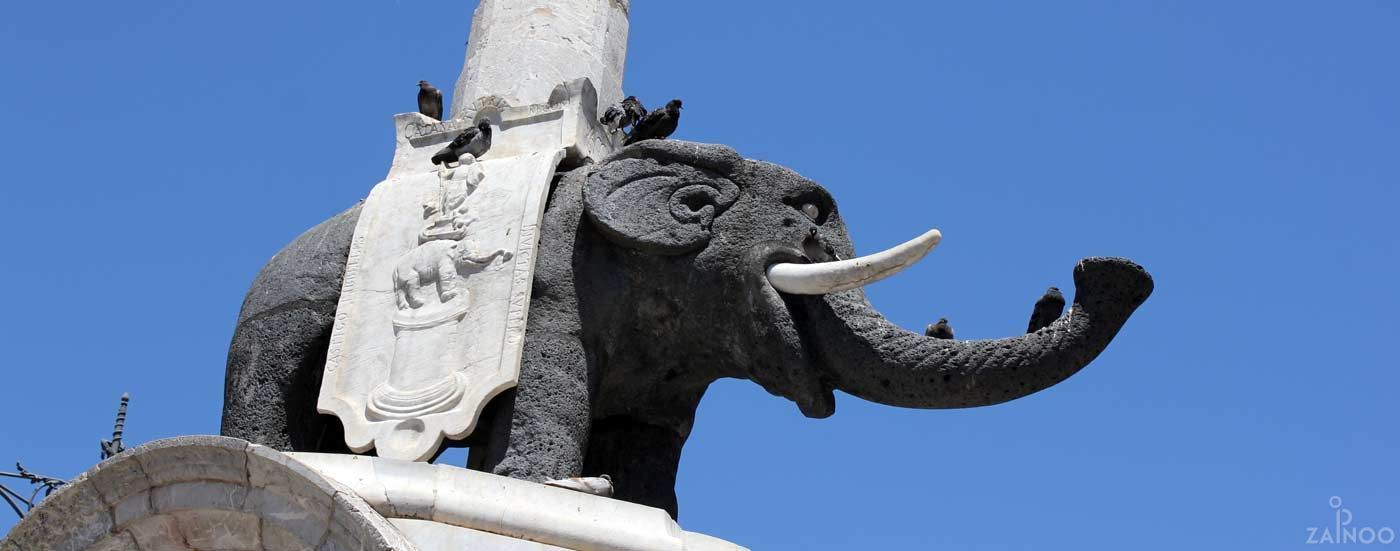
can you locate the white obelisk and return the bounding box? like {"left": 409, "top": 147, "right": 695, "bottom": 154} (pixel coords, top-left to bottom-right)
{"left": 453, "top": 0, "right": 630, "bottom": 120}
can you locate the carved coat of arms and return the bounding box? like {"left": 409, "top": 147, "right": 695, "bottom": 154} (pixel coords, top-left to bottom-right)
{"left": 318, "top": 148, "right": 563, "bottom": 461}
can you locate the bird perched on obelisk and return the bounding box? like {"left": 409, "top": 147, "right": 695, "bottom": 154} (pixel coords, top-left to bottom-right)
{"left": 1026, "top": 286, "right": 1066, "bottom": 333}
{"left": 600, "top": 95, "right": 647, "bottom": 134}
{"left": 431, "top": 121, "right": 492, "bottom": 166}
{"left": 925, "top": 318, "right": 955, "bottom": 340}
{"left": 417, "top": 80, "right": 443, "bottom": 121}
{"left": 625, "top": 99, "right": 681, "bottom": 145}
{"left": 544, "top": 474, "right": 614, "bottom": 497}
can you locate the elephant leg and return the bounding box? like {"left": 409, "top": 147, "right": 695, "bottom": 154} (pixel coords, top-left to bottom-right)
{"left": 393, "top": 266, "right": 411, "bottom": 310}
{"left": 437, "top": 256, "right": 460, "bottom": 301}
{"left": 582, "top": 416, "right": 690, "bottom": 519}
{"left": 404, "top": 271, "right": 428, "bottom": 308}
{"left": 475, "top": 331, "right": 593, "bottom": 484}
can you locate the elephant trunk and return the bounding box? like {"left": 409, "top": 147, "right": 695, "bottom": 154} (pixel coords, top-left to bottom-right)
{"left": 797, "top": 257, "right": 1152, "bottom": 409}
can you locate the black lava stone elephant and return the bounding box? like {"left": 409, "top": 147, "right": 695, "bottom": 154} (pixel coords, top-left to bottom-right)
{"left": 222, "top": 140, "right": 1153, "bottom": 517}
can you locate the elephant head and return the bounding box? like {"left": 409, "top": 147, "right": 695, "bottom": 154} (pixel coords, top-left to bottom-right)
{"left": 221, "top": 140, "right": 1152, "bottom": 519}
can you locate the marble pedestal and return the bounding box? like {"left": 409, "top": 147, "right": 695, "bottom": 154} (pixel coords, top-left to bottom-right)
{"left": 290, "top": 452, "right": 746, "bottom": 551}
{"left": 0, "top": 437, "right": 748, "bottom": 551}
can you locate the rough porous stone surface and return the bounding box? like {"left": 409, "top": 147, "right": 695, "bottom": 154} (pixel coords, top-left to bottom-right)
{"left": 222, "top": 140, "right": 1154, "bottom": 518}
{"left": 0, "top": 435, "right": 415, "bottom": 551}
{"left": 223, "top": 204, "right": 363, "bottom": 453}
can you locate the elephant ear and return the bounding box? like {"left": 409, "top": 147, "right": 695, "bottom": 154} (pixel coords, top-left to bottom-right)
{"left": 583, "top": 140, "right": 743, "bottom": 255}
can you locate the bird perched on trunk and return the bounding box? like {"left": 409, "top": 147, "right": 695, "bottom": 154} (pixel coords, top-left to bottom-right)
{"left": 600, "top": 95, "right": 647, "bottom": 134}
{"left": 544, "top": 474, "right": 614, "bottom": 497}
{"left": 624, "top": 99, "right": 681, "bottom": 145}
{"left": 1026, "top": 286, "right": 1066, "bottom": 333}
{"left": 417, "top": 80, "right": 443, "bottom": 121}
{"left": 925, "top": 318, "right": 955, "bottom": 339}
{"left": 431, "top": 121, "right": 492, "bottom": 166}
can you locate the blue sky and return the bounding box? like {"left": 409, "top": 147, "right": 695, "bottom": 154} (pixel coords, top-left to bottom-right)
{"left": 2, "top": 1, "right": 1397, "bottom": 549}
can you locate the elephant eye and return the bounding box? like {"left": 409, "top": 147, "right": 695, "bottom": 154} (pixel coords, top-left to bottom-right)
{"left": 800, "top": 203, "right": 820, "bottom": 222}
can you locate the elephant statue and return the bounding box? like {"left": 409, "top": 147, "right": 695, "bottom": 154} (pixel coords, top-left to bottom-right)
{"left": 222, "top": 140, "right": 1153, "bottom": 518}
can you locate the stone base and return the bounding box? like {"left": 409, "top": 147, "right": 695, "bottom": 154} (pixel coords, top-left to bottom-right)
{"left": 0, "top": 436, "right": 412, "bottom": 551}
{"left": 1, "top": 437, "right": 746, "bottom": 551}
{"left": 287, "top": 452, "right": 747, "bottom": 551}
{"left": 392, "top": 519, "right": 571, "bottom": 550}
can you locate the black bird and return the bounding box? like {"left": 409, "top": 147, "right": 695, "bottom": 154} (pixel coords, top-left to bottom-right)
{"left": 622, "top": 96, "right": 647, "bottom": 127}
{"left": 600, "top": 103, "right": 624, "bottom": 132}
{"left": 925, "top": 317, "right": 955, "bottom": 340}
{"left": 431, "top": 128, "right": 473, "bottom": 166}
{"left": 431, "top": 121, "right": 492, "bottom": 165}
{"left": 625, "top": 99, "right": 681, "bottom": 145}
{"left": 600, "top": 95, "right": 647, "bottom": 133}
{"left": 1026, "top": 286, "right": 1066, "bottom": 333}
{"left": 417, "top": 80, "right": 443, "bottom": 121}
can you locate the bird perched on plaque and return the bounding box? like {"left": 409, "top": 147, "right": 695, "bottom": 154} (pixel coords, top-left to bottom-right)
{"left": 431, "top": 121, "right": 492, "bottom": 166}
{"left": 417, "top": 80, "right": 443, "bottom": 121}
{"left": 544, "top": 474, "right": 614, "bottom": 497}
{"left": 1026, "top": 286, "right": 1066, "bottom": 333}
{"left": 600, "top": 95, "right": 647, "bottom": 134}
{"left": 624, "top": 99, "right": 681, "bottom": 145}
{"left": 925, "top": 317, "right": 955, "bottom": 340}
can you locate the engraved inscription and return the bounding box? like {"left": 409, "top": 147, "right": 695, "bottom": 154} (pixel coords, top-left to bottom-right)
{"left": 405, "top": 116, "right": 477, "bottom": 141}
{"left": 325, "top": 220, "right": 369, "bottom": 376}
{"left": 503, "top": 224, "right": 536, "bottom": 348}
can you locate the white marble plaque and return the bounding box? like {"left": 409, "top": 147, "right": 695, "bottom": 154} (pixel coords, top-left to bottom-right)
{"left": 319, "top": 149, "right": 565, "bottom": 461}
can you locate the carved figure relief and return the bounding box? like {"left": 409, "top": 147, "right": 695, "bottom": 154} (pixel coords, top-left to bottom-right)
{"left": 314, "top": 147, "right": 563, "bottom": 462}
{"left": 370, "top": 156, "right": 512, "bottom": 422}
{"left": 391, "top": 238, "right": 508, "bottom": 311}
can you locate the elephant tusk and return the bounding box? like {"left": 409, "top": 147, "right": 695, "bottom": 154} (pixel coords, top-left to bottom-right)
{"left": 766, "top": 229, "right": 942, "bottom": 295}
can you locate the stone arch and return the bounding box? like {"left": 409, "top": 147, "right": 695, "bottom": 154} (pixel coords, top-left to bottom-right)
{"left": 1, "top": 435, "right": 414, "bottom": 551}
